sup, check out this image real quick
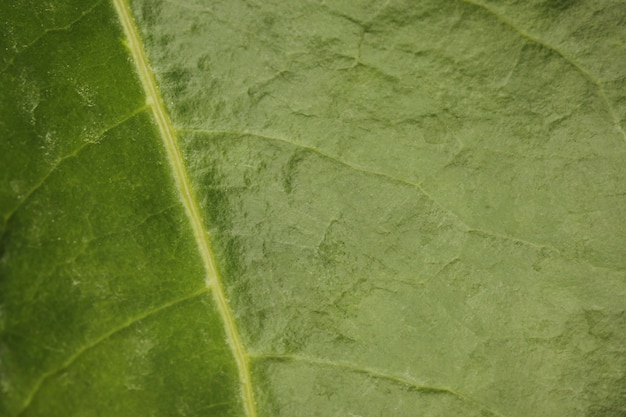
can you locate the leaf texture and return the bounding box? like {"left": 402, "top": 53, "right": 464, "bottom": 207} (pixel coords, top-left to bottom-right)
{"left": 1, "top": 1, "right": 625, "bottom": 416}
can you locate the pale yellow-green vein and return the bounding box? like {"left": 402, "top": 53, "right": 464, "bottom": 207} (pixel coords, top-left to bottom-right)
{"left": 460, "top": 0, "right": 626, "bottom": 146}
{"left": 251, "top": 353, "right": 507, "bottom": 417}
{"left": 110, "top": 1, "right": 258, "bottom": 416}
{"left": 17, "top": 288, "right": 210, "bottom": 416}
{"left": 1, "top": 105, "right": 149, "bottom": 234}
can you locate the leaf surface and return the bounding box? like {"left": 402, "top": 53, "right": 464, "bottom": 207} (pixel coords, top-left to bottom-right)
{"left": 1, "top": 1, "right": 625, "bottom": 416}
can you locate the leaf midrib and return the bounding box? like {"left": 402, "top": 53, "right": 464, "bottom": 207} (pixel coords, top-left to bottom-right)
{"left": 110, "top": 1, "right": 258, "bottom": 416}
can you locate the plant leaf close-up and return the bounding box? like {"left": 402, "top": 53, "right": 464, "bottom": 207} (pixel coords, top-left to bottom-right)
{"left": 1, "top": 0, "right": 625, "bottom": 416}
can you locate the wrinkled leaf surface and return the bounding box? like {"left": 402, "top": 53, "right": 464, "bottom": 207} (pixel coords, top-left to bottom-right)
{"left": 1, "top": 1, "right": 625, "bottom": 416}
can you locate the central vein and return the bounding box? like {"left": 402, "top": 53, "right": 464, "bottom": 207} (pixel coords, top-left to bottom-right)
{"left": 111, "top": 1, "right": 257, "bottom": 416}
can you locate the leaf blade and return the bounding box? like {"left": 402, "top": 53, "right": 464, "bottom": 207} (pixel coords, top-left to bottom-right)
{"left": 2, "top": 0, "right": 626, "bottom": 416}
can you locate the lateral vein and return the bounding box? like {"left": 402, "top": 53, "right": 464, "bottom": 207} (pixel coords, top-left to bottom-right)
{"left": 111, "top": 1, "right": 257, "bottom": 416}
{"left": 17, "top": 288, "right": 210, "bottom": 416}
{"left": 460, "top": 0, "right": 626, "bottom": 147}
{"left": 251, "top": 353, "right": 507, "bottom": 417}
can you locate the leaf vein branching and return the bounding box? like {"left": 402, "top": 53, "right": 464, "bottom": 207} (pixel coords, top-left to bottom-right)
{"left": 0, "top": 0, "right": 104, "bottom": 75}
{"left": 459, "top": 0, "right": 626, "bottom": 147}
{"left": 180, "top": 128, "right": 624, "bottom": 272}
{"left": 1, "top": 105, "right": 149, "bottom": 236}
{"left": 250, "top": 353, "right": 507, "bottom": 417}
{"left": 16, "top": 288, "right": 210, "bottom": 416}
{"left": 179, "top": 129, "right": 557, "bottom": 245}
{"left": 111, "top": 2, "right": 258, "bottom": 416}
{"left": 179, "top": 127, "right": 470, "bottom": 222}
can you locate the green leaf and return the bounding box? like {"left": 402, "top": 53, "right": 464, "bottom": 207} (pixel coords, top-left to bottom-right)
{"left": 2, "top": 0, "right": 625, "bottom": 416}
